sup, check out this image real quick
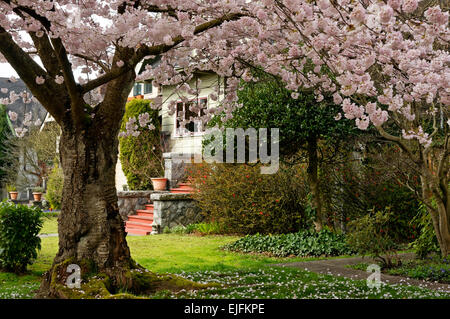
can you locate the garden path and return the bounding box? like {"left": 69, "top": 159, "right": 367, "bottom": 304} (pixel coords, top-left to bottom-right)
{"left": 272, "top": 253, "right": 450, "bottom": 293}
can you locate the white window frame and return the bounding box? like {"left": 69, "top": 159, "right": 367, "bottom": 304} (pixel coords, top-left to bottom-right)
{"left": 173, "top": 97, "right": 207, "bottom": 137}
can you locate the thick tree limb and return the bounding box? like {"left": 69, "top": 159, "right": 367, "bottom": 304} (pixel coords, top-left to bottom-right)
{"left": 0, "top": 26, "right": 66, "bottom": 122}
{"left": 28, "top": 33, "right": 60, "bottom": 76}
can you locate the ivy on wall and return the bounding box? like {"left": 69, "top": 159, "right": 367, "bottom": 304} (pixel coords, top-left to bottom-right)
{"left": 119, "top": 99, "right": 163, "bottom": 190}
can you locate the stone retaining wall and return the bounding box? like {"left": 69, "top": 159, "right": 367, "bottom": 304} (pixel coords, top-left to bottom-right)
{"left": 150, "top": 192, "right": 203, "bottom": 234}
{"left": 117, "top": 190, "right": 154, "bottom": 221}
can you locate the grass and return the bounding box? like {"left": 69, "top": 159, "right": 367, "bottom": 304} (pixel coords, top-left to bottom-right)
{"left": 1, "top": 234, "right": 449, "bottom": 299}
{"left": 127, "top": 234, "right": 314, "bottom": 273}
{"left": 39, "top": 215, "right": 58, "bottom": 235}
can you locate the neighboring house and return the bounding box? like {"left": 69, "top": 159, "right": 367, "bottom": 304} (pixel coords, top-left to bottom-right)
{"left": 0, "top": 77, "right": 47, "bottom": 130}
{"left": 0, "top": 77, "right": 49, "bottom": 198}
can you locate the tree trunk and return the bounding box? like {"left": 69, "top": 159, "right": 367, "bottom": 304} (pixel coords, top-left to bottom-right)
{"left": 36, "top": 111, "right": 134, "bottom": 298}
{"left": 422, "top": 175, "right": 450, "bottom": 258}
{"left": 307, "top": 136, "right": 324, "bottom": 231}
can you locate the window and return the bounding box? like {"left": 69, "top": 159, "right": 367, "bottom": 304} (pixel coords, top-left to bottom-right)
{"left": 144, "top": 82, "right": 152, "bottom": 94}
{"left": 175, "top": 98, "right": 207, "bottom": 136}
{"left": 133, "top": 83, "right": 142, "bottom": 96}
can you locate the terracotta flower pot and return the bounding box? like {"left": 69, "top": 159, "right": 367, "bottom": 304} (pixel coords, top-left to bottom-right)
{"left": 32, "top": 192, "right": 42, "bottom": 201}
{"left": 9, "top": 191, "right": 18, "bottom": 200}
{"left": 151, "top": 178, "right": 168, "bottom": 191}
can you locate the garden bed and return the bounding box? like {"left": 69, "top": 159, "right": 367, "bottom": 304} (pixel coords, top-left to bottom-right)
{"left": 347, "top": 255, "right": 450, "bottom": 284}
{"left": 223, "top": 229, "right": 355, "bottom": 258}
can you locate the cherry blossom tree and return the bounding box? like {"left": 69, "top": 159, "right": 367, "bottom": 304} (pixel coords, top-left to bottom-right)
{"left": 194, "top": 0, "right": 449, "bottom": 256}
{"left": 0, "top": 0, "right": 449, "bottom": 298}
{"left": 0, "top": 0, "right": 246, "bottom": 297}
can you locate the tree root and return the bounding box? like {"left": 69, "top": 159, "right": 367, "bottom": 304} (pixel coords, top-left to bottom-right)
{"left": 34, "top": 258, "right": 214, "bottom": 299}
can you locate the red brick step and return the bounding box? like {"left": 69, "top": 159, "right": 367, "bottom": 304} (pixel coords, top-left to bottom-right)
{"left": 127, "top": 215, "right": 153, "bottom": 223}
{"left": 126, "top": 221, "right": 153, "bottom": 231}
{"left": 125, "top": 228, "right": 151, "bottom": 235}
{"left": 136, "top": 209, "right": 153, "bottom": 218}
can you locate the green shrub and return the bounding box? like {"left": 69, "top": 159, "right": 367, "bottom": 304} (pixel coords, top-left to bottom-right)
{"left": 321, "top": 144, "right": 421, "bottom": 240}
{"left": 224, "top": 229, "right": 353, "bottom": 257}
{"left": 189, "top": 163, "right": 310, "bottom": 235}
{"left": 410, "top": 203, "right": 440, "bottom": 259}
{"left": 185, "top": 224, "right": 198, "bottom": 234}
{"left": 191, "top": 222, "right": 226, "bottom": 235}
{"left": 346, "top": 208, "right": 400, "bottom": 268}
{"left": 119, "top": 99, "right": 162, "bottom": 190}
{"left": 45, "top": 164, "right": 63, "bottom": 210}
{"left": 387, "top": 256, "right": 450, "bottom": 284}
{"left": 0, "top": 201, "right": 43, "bottom": 273}
{"left": 170, "top": 225, "right": 188, "bottom": 234}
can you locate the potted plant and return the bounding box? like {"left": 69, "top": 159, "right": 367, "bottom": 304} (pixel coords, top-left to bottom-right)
{"left": 32, "top": 187, "right": 44, "bottom": 201}
{"left": 150, "top": 132, "right": 170, "bottom": 191}
{"left": 6, "top": 185, "right": 18, "bottom": 200}
{"left": 150, "top": 177, "right": 168, "bottom": 191}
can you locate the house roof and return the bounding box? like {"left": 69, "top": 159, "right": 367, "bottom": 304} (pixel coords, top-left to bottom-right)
{"left": 0, "top": 77, "right": 47, "bottom": 129}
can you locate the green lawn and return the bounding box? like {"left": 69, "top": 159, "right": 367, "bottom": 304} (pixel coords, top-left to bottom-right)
{"left": 39, "top": 216, "right": 58, "bottom": 235}
{"left": 1, "top": 234, "right": 449, "bottom": 299}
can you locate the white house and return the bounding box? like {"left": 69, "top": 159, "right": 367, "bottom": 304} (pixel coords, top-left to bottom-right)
{"left": 123, "top": 62, "right": 224, "bottom": 189}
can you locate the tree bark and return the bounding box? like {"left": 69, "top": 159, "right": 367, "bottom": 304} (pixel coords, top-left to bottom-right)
{"left": 307, "top": 136, "right": 324, "bottom": 231}
{"left": 35, "top": 72, "right": 137, "bottom": 298}
{"left": 35, "top": 116, "right": 135, "bottom": 297}
{"left": 422, "top": 174, "right": 450, "bottom": 258}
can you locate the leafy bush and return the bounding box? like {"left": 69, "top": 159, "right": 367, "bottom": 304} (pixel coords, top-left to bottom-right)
{"left": 119, "top": 99, "right": 162, "bottom": 190}
{"left": 321, "top": 154, "right": 419, "bottom": 243}
{"left": 163, "top": 225, "right": 187, "bottom": 235}
{"left": 207, "top": 71, "right": 355, "bottom": 158}
{"left": 224, "top": 229, "right": 353, "bottom": 257}
{"left": 0, "top": 201, "right": 43, "bottom": 273}
{"left": 191, "top": 222, "right": 226, "bottom": 235}
{"left": 346, "top": 208, "right": 400, "bottom": 268}
{"left": 387, "top": 256, "right": 450, "bottom": 284}
{"left": 410, "top": 203, "right": 440, "bottom": 259}
{"left": 163, "top": 223, "right": 226, "bottom": 235}
{"left": 45, "top": 164, "right": 63, "bottom": 210}
{"left": 188, "top": 163, "right": 310, "bottom": 235}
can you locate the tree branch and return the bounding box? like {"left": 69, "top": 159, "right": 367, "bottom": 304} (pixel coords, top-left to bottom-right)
{"left": 81, "top": 12, "right": 244, "bottom": 94}
{"left": 0, "top": 26, "right": 66, "bottom": 122}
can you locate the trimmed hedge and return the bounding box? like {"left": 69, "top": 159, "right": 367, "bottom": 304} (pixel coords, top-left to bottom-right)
{"left": 223, "top": 229, "right": 354, "bottom": 257}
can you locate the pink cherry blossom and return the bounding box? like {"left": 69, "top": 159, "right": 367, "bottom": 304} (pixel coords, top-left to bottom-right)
{"left": 402, "top": 0, "right": 418, "bottom": 14}
{"left": 55, "top": 75, "right": 64, "bottom": 84}
{"left": 8, "top": 111, "right": 17, "bottom": 121}
{"left": 35, "top": 76, "right": 45, "bottom": 85}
